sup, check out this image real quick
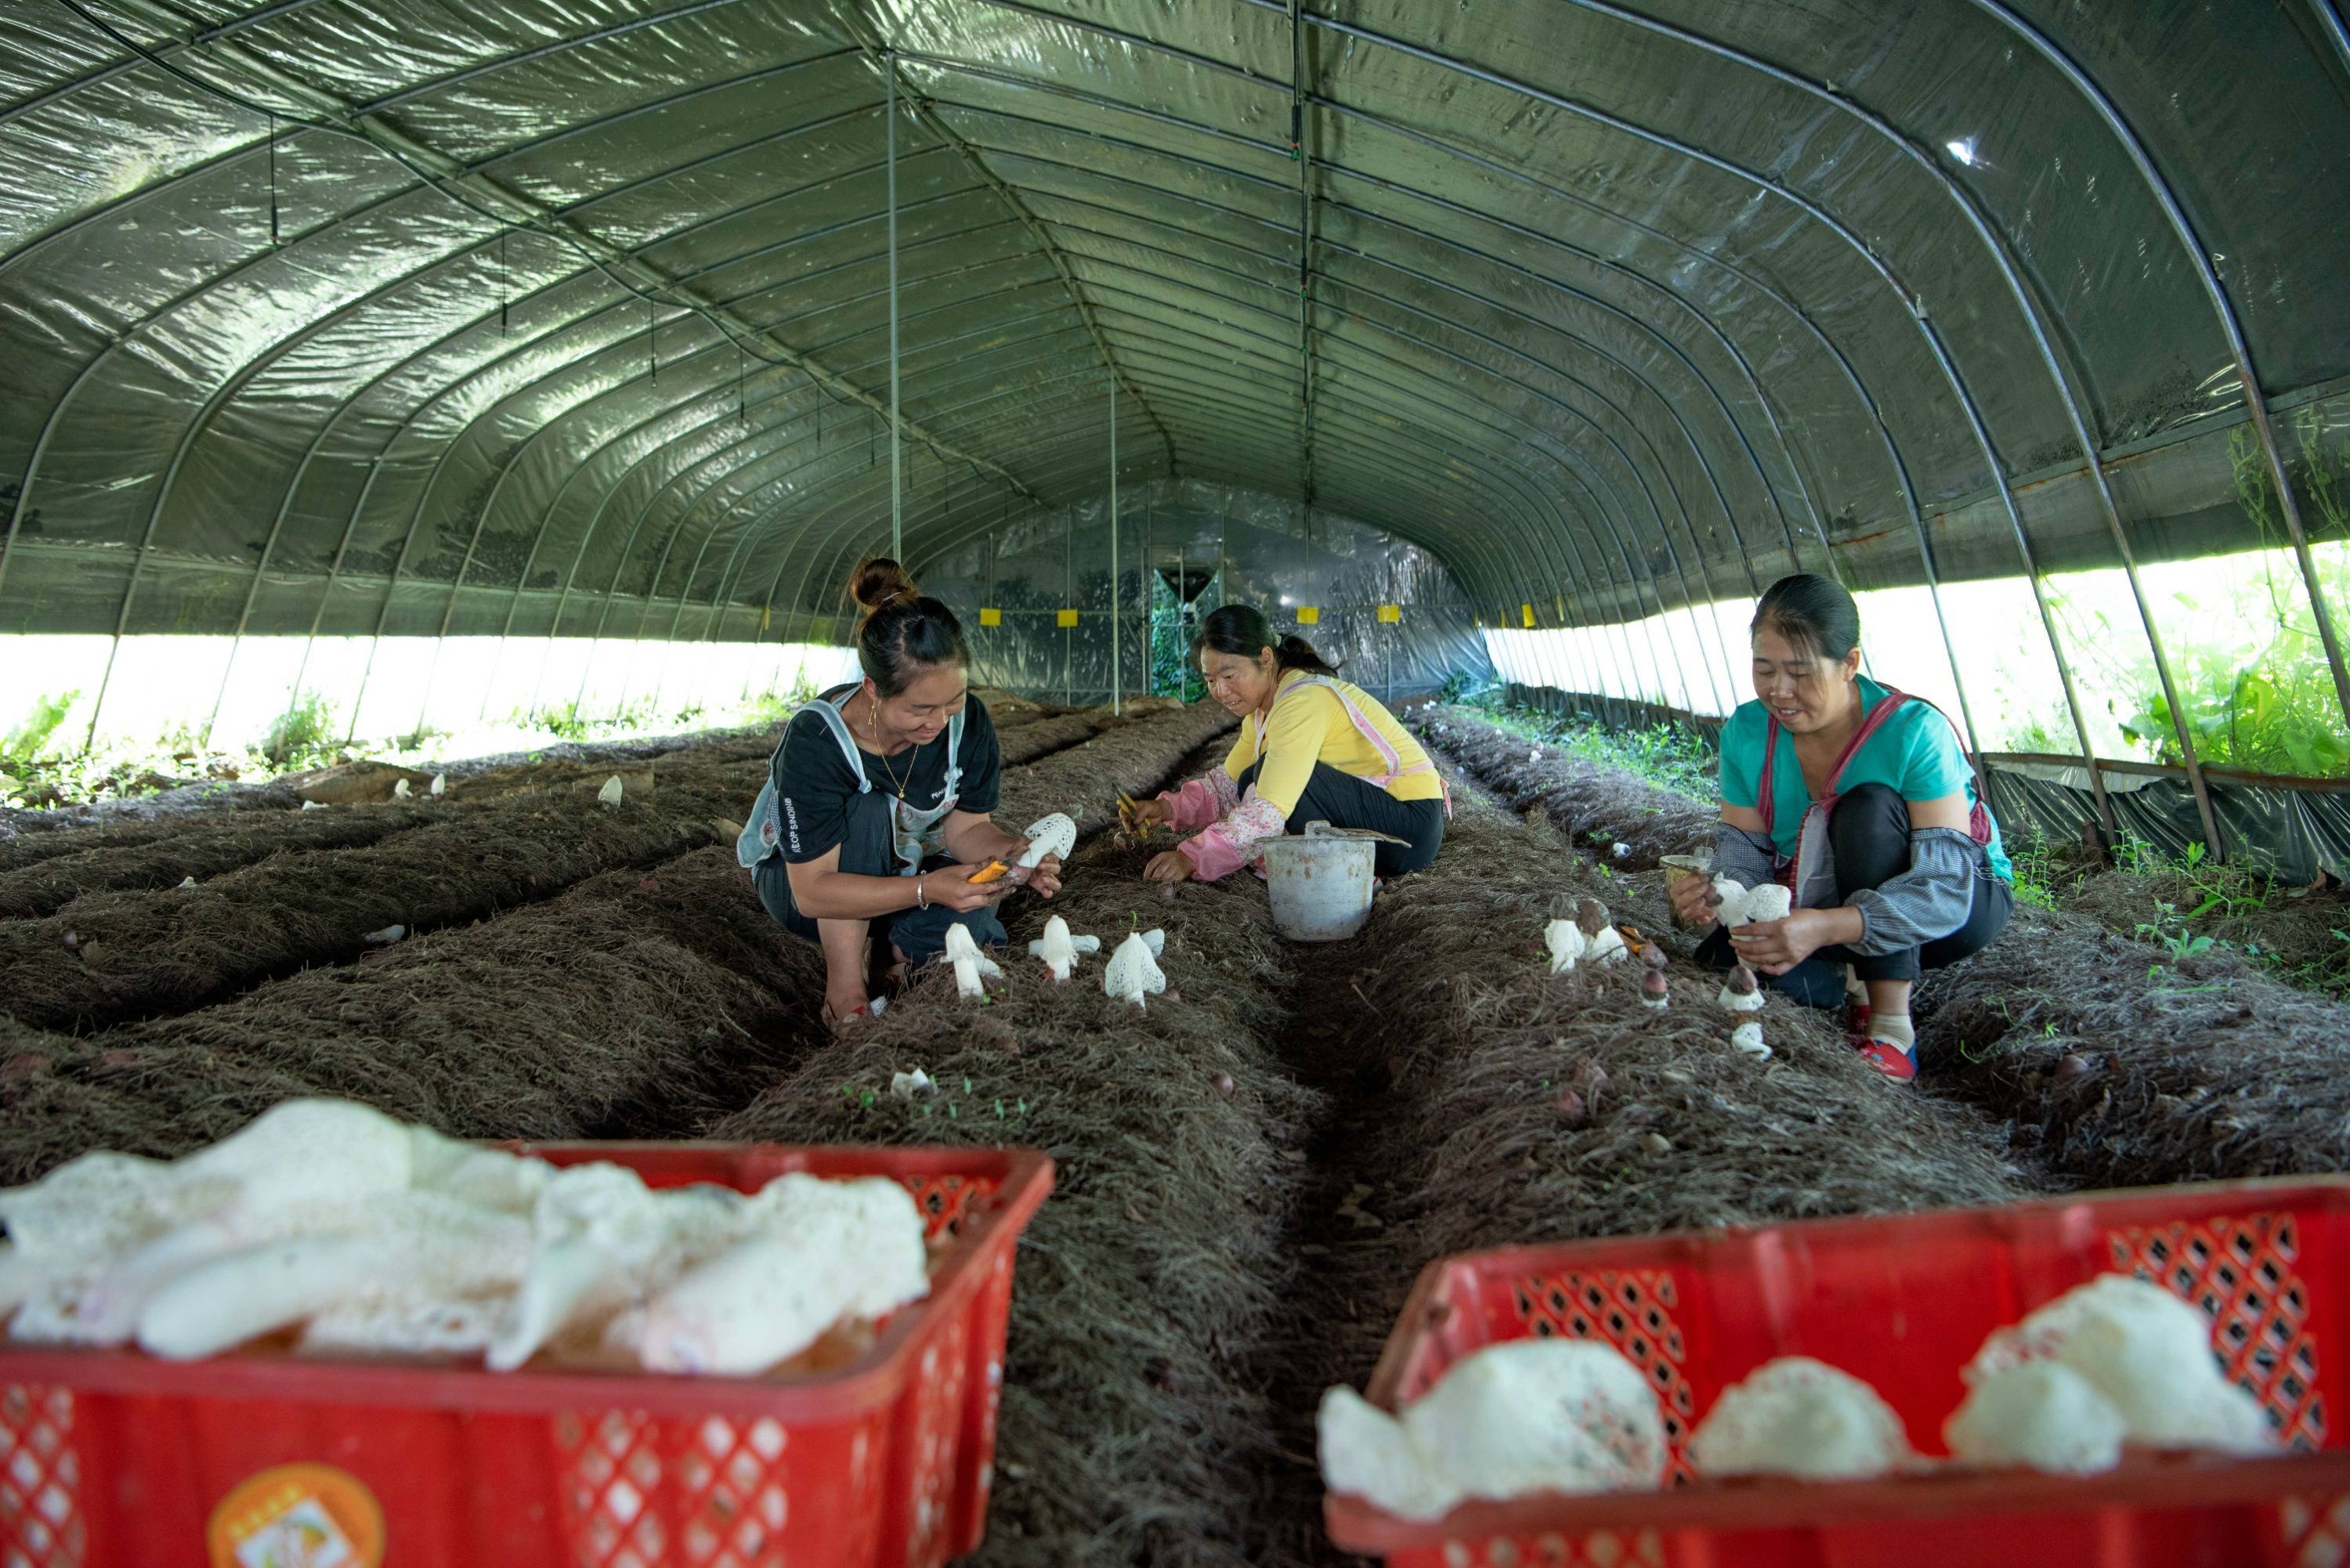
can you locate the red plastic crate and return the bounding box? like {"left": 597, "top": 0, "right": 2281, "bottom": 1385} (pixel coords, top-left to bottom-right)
{"left": 1327, "top": 1176, "right": 2350, "bottom": 1567}
{"left": 0, "top": 1140, "right": 1051, "bottom": 1568}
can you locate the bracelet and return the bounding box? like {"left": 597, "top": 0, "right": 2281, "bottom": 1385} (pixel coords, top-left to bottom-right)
{"left": 916, "top": 873, "right": 927, "bottom": 911}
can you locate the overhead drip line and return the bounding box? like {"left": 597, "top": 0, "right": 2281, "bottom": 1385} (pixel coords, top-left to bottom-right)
{"left": 266, "top": 108, "right": 278, "bottom": 246}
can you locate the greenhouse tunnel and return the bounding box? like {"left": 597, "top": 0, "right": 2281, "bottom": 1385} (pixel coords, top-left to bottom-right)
{"left": 2, "top": 0, "right": 2348, "bottom": 876}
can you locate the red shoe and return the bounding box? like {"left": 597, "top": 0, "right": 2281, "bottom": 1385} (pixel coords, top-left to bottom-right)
{"left": 1846, "top": 997, "right": 1873, "bottom": 1038}
{"left": 1855, "top": 1036, "right": 1915, "bottom": 1082}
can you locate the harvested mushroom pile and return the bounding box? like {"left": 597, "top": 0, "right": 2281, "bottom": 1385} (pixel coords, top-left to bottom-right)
{"left": 0, "top": 1099, "right": 929, "bottom": 1374}
{"left": 1322, "top": 1274, "right": 2280, "bottom": 1521}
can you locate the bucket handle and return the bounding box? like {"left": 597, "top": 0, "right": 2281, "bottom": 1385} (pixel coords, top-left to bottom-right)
{"left": 1303, "top": 820, "right": 1412, "bottom": 847}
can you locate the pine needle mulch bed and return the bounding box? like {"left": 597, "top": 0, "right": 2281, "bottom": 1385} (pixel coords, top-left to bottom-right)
{"left": 0, "top": 801, "right": 447, "bottom": 920}
{"left": 1245, "top": 770, "right": 2051, "bottom": 1567}
{"left": 992, "top": 701, "right": 1235, "bottom": 837}
{"left": 710, "top": 828, "right": 1320, "bottom": 1568}
{"left": 1912, "top": 906, "right": 2350, "bottom": 1190}
{"left": 0, "top": 778, "right": 749, "bottom": 1031}
{"left": 2052, "top": 855, "right": 2350, "bottom": 1003}
{"left": 0, "top": 845, "right": 830, "bottom": 1186}
{"left": 1407, "top": 706, "right": 1716, "bottom": 872}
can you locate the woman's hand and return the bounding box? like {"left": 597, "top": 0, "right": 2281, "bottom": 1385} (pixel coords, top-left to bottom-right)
{"left": 1143, "top": 849, "right": 1194, "bottom": 884}
{"left": 1129, "top": 796, "right": 1173, "bottom": 827}
{"left": 1728, "top": 909, "right": 1831, "bottom": 975}
{"left": 1670, "top": 870, "right": 1717, "bottom": 929}
{"left": 923, "top": 863, "right": 1018, "bottom": 913}
{"left": 1025, "top": 853, "right": 1064, "bottom": 900}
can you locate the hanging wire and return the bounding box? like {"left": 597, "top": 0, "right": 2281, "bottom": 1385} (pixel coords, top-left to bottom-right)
{"left": 266, "top": 109, "right": 279, "bottom": 246}
{"left": 646, "top": 298, "right": 656, "bottom": 383}
{"left": 737, "top": 345, "right": 747, "bottom": 425}
{"left": 497, "top": 226, "right": 508, "bottom": 334}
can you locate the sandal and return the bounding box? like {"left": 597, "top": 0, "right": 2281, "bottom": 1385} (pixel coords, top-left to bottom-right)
{"left": 1854, "top": 1035, "right": 1915, "bottom": 1082}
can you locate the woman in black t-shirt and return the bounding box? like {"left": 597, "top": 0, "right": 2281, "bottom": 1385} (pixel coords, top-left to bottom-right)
{"left": 736, "top": 558, "right": 1064, "bottom": 1031}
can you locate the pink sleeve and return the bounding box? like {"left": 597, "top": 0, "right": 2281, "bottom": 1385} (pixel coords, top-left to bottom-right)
{"left": 1158, "top": 770, "right": 1239, "bottom": 833}
{"left": 1177, "top": 787, "right": 1288, "bottom": 883}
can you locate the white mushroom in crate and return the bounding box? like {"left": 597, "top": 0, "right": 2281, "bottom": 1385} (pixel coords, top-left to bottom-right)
{"left": 1104, "top": 930, "right": 1168, "bottom": 1010}
{"left": 635, "top": 1174, "right": 928, "bottom": 1375}
{"left": 486, "top": 1162, "right": 743, "bottom": 1371}
{"left": 940, "top": 923, "right": 1003, "bottom": 1000}
{"left": 1017, "top": 812, "right": 1077, "bottom": 874}
{"left": 1947, "top": 1274, "right": 2272, "bottom": 1472}
{"left": 1687, "top": 1357, "right": 1914, "bottom": 1480}
{"left": 1319, "top": 1339, "right": 1666, "bottom": 1522}
{"left": 4, "top": 1099, "right": 421, "bottom": 1345}
{"left": 1028, "top": 915, "right": 1101, "bottom": 983}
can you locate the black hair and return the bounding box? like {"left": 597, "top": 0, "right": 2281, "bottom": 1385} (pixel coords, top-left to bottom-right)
{"left": 848, "top": 557, "right": 967, "bottom": 697}
{"left": 1752, "top": 573, "right": 1860, "bottom": 664}
{"left": 1190, "top": 603, "right": 1343, "bottom": 677}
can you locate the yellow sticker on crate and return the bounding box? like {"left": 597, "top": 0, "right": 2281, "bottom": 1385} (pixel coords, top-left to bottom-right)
{"left": 1521, "top": 603, "right": 1537, "bottom": 628}
{"left": 210, "top": 1464, "right": 385, "bottom": 1568}
{"left": 979, "top": 607, "right": 1002, "bottom": 627}
{"left": 1377, "top": 604, "right": 1401, "bottom": 623}
{"left": 1057, "top": 609, "right": 1079, "bottom": 627}
{"left": 1296, "top": 605, "right": 1319, "bottom": 625}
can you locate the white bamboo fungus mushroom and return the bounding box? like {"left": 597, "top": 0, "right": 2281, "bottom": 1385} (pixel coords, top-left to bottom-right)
{"left": 1027, "top": 916, "right": 1101, "bottom": 982}
{"left": 1709, "top": 876, "right": 1792, "bottom": 929}
{"left": 1544, "top": 919, "right": 1586, "bottom": 975}
{"left": 1959, "top": 1274, "right": 2274, "bottom": 1461}
{"left": 1104, "top": 930, "right": 1168, "bottom": 1009}
{"left": 1729, "top": 1021, "right": 1770, "bottom": 1060}
{"left": 1318, "top": 1339, "right": 1665, "bottom": 1523}
{"left": 635, "top": 1176, "right": 927, "bottom": 1375}
{"left": 941, "top": 923, "right": 1005, "bottom": 999}
{"left": 1687, "top": 1357, "right": 1914, "bottom": 1480}
{"left": 597, "top": 775, "right": 624, "bottom": 807}
{"left": 1717, "top": 965, "right": 1766, "bottom": 1013}
{"left": 1017, "top": 812, "right": 1076, "bottom": 869}
{"left": 1946, "top": 1361, "right": 2128, "bottom": 1474}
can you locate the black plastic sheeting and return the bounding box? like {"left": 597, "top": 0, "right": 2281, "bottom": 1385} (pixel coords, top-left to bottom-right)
{"left": 3, "top": 0, "right": 2348, "bottom": 648}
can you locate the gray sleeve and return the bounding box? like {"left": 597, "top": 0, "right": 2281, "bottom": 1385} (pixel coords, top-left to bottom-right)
{"left": 1846, "top": 828, "right": 1980, "bottom": 954}
{"left": 1712, "top": 821, "right": 1779, "bottom": 890}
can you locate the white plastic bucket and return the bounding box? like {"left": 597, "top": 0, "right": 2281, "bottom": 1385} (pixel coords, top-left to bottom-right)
{"left": 1258, "top": 820, "right": 1377, "bottom": 941}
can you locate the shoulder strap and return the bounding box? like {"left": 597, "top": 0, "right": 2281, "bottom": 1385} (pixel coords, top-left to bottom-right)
{"left": 807, "top": 692, "right": 870, "bottom": 793}
{"left": 1759, "top": 692, "right": 1909, "bottom": 823}
{"left": 941, "top": 703, "right": 967, "bottom": 791}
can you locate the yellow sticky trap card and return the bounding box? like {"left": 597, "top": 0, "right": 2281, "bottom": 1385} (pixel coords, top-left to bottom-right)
{"left": 1377, "top": 604, "right": 1401, "bottom": 623}
{"left": 1057, "top": 609, "right": 1079, "bottom": 627}
{"left": 1520, "top": 603, "right": 1537, "bottom": 628}
{"left": 979, "top": 607, "right": 1002, "bottom": 627}
{"left": 1297, "top": 605, "right": 1319, "bottom": 625}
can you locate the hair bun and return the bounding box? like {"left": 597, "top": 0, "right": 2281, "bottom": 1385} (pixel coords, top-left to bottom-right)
{"left": 850, "top": 556, "right": 920, "bottom": 612}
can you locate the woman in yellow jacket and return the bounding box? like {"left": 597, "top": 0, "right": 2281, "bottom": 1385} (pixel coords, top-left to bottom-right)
{"left": 1136, "top": 605, "right": 1448, "bottom": 883}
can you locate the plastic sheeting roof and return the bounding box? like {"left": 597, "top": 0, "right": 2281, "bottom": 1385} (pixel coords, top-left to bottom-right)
{"left": 2, "top": 0, "right": 2348, "bottom": 648}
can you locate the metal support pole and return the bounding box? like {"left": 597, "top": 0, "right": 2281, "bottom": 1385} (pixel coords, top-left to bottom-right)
{"left": 887, "top": 60, "right": 902, "bottom": 562}
{"left": 1108, "top": 378, "right": 1121, "bottom": 715}
{"left": 1062, "top": 506, "right": 1074, "bottom": 706}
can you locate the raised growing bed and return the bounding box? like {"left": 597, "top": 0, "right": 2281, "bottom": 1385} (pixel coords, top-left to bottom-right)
{"left": 708, "top": 819, "right": 1315, "bottom": 1568}
{"left": 0, "top": 777, "right": 749, "bottom": 1030}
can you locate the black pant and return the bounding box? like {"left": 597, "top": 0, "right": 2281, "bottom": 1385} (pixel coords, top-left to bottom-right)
{"left": 1236, "top": 761, "right": 1445, "bottom": 876}
{"left": 750, "top": 787, "right": 1006, "bottom": 966}
{"left": 1696, "top": 782, "right": 2011, "bottom": 1005}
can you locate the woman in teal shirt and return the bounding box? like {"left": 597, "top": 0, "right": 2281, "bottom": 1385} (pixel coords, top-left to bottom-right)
{"left": 1667, "top": 574, "right": 2014, "bottom": 1081}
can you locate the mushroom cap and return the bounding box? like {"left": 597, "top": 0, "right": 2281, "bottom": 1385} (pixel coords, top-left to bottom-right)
{"left": 1640, "top": 970, "right": 1668, "bottom": 996}
{"left": 1573, "top": 897, "right": 1611, "bottom": 937}
{"left": 1017, "top": 812, "right": 1078, "bottom": 868}
{"left": 944, "top": 923, "right": 983, "bottom": 963}
{"left": 1744, "top": 883, "right": 1792, "bottom": 923}
{"left": 597, "top": 775, "right": 624, "bottom": 805}
{"left": 1728, "top": 964, "right": 1759, "bottom": 994}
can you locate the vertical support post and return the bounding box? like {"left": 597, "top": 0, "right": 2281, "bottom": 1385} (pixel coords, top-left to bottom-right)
{"left": 1062, "top": 506, "right": 1074, "bottom": 706}
{"left": 1108, "top": 378, "right": 1121, "bottom": 716}
{"left": 887, "top": 60, "right": 902, "bottom": 563}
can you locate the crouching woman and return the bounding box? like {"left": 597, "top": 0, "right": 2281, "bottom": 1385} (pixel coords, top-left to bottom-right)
{"left": 737, "top": 559, "right": 1061, "bottom": 1031}
{"left": 1670, "top": 573, "right": 2013, "bottom": 1082}
{"left": 1133, "top": 605, "right": 1447, "bottom": 884}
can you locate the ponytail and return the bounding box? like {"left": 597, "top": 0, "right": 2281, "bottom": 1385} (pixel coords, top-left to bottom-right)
{"left": 847, "top": 557, "right": 967, "bottom": 697}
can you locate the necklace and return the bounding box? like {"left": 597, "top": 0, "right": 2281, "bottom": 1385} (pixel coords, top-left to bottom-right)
{"left": 868, "top": 693, "right": 913, "bottom": 801}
